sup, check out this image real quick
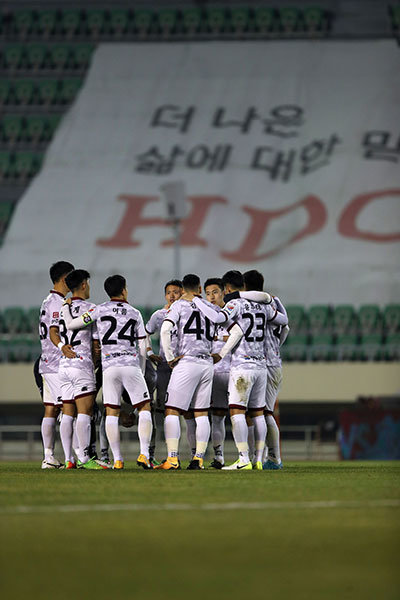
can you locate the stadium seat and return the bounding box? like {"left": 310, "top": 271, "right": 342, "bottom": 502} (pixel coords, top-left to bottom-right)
{"left": 0, "top": 201, "right": 14, "bottom": 239}
{"left": 36, "top": 10, "right": 57, "bottom": 38}
{"left": 13, "top": 9, "right": 34, "bottom": 38}
{"left": 8, "top": 337, "right": 38, "bottom": 362}
{"left": 279, "top": 7, "right": 300, "bottom": 32}
{"left": 303, "top": 6, "right": 324, "bottom": 32}
{"left": 133, "top": 9, "right": 154, "bottom": 36}
{"left": 2, "top": 308, "right": 27, "bottom": 334}
{"left": 230, "top": 7, "right": 252, "bottom": 34}
{"left": 389, "top": 5, "right": 400, "bottom": 31}
{"left": 26, "top": 44, "right": 47, "bottom": 70}
{"left": 333, "top": 305, "right": 358, "bottom": 335}
{"left": 0, "top": 339, "right": 10, "bottom": 362}
{"left": 26, "top": 307, "right": 40, "bottom": 334}
{"left": 45, "top": 115, "right": 62, "bottom": 140}
{"left": 72, "top": 44, "right": 95, "bottom": 70}
{"left": 0, "top": 81, "right": 11, "bottom": 105}
{"left": 282, "top": 334, "right": 308, "bottom": 361}
{"left": 49, "top": 45, "right": 72, "bottom": 70}
{"left": 60, "top": 79, "right": 82, "bottom": 104}
{"left": 86, "top": 9, "right": 106, "bottom": 38}
{"left": 158, "top": 9, "right": 177, "bottom": 35}
{"left": 2, "top": 116, "right": 23, "bottom": 145}
{"left": 25, "top": 116, "right": 46, "bottom": 143}
{"left": 286, "top": 305, "right": 308, "bottom": 334}
{"left": 383, "top": 305, "right": 400, "bottom": 334}
{"left": 206, "top": 8, "right": 227, "bottom": 33}
{"left": 384, "top": 334, "right": 400, "bottom": 361}
{"left": 14, "top": 152, "right": 42, "bottom": 180}
{"left": 181, "top": 8, "right": 203, "bottom": 34}
{"left": 309, "top": 334, "right": 334, "bottom": 361}
{"left": 335, "top": 334, "right": 359, "bottom": 361}
{"left": 359, "top": 334, "right": 383, "bottom": 361}
{"left": 3, "top": 44, "right": 24, "bottom": 70}
{"left": 254, "top": 7, "right": 275, "bottom": 33}
{"left": 358, "top": 305, "right": 382, "bottom": 335}
{"left": 109, "top": 9, "right": 130, "bottom": 37}
{"left": 308, "top": 305, "right": 331, "bottom": 334}
{"left": 0, "top": 153, "right": 12, "bottom": 181}
{"left": 37, "top": 79, "right": 58, "bottom": 105}
{"left": 14, "top": 80, "right": 35, "bottom": 105}
{"left": 61, "top": 9, "right": 81, "bottom": 38}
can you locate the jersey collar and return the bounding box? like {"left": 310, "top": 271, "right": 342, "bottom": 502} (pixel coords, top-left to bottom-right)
{"left": 50, "top": 290, "right": 64, "bottom": 298}
{"left": 110, "top": 298, "right": 128, "bottom": 303}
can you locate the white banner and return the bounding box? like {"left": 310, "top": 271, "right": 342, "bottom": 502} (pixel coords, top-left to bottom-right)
{"left": 0, "top": 41, "right": 399, "bottom": 308}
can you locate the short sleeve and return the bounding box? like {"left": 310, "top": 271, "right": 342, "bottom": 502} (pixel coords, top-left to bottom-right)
{"left": 164, "top": 301, "right": 180, "bottom": 325}
{"left": 221, "top": 300, "right": 240, "bottom": 322}
{"left": 49, "top": 298, "right": 61, "bottom": 327}
{"left": 145, "top": 310, "right": 159, "bottom": 334}
{"left": 136, "top": 312, "right": 146, "bottom": 339}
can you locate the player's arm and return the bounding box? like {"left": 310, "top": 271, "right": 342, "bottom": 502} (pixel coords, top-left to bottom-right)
{"left": 280, "top": 325, "right": 290, "bottom": 346}
{"left": 212, "top": 324, "right": 244, "bottom": 363}
{"left": 160, "top": 319, "right": 175, "bottom": 362}
{"left": 227, "top": 290, "right": 272, "bottom": 304}
{"left": 61, "top": 303, "right": 98, "bottom": 330}
{"left": 267, "top": 304, "right": 288, "bottom": 327}
{"left": 50, "top": 307, "right": 76, "bottom": 358}
{"left": 192, "top": 297, "right": 236, "bottom": 324}
{"left": 145, "top": 324, "right": 162, "bottom": 365}
{"left": 135, "top": 313, "right": 148, "bottom": 375}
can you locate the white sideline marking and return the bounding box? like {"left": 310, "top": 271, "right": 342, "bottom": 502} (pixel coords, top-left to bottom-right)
{"left": 1, "top": 499, "right": 399, "bottom": 515}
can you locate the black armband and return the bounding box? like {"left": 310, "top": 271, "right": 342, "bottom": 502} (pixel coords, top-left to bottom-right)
{"left": 223, "top": 291, "right": 240, "bottom": 302}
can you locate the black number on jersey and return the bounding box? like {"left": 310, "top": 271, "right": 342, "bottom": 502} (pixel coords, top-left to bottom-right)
{"left": 58, "top": 319, "right": 81, "bottom": 347}
{"left": 183, "top": 311, "right": 213, "bottom": 340}
{"left": 242, "top": 312, "right": 266, "bottom": 342}
{"left": 39, "top": 322, "right": 48, "bottom": 340}
{"left": 100, "top": 316, "right": 137, "bottom": 346}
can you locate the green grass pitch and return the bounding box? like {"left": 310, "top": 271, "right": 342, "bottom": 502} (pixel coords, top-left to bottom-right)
{"left": 1, "top": 461, "right": 399, "bottom": 600}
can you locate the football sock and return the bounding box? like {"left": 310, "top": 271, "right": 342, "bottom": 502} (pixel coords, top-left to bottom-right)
{"left": 60, "top": 414, "right": 74, "bottom": 462}
{"left": 211, "top": 414, "right": 226, "bottom": 463}
{"left": 164, "top": 414, "right": 180, "bottom": 458}
{"left": 76, "top": 413, "right": 91, "bottom": 463}
{"left": 105, "top": 415, "right": 122, "bottom": 462}
{"left": 72, "top": 418, "right": 79, "bottom": 459}
{"left": 194, "top": 415, "right": 210, "bottom": 459}
{"left": 138, "top": 409, "right": 152, "bottom": 459}
{"left": 247, "top": 423, "right": 255, "bottom": 461}
{"left": 89, "top": 416, "right": 97, "bottom": 458}
{"left": 41, "top": 417, "right": 56, "bottom": 460}
{"left": 149, "top": 410, "right": 157, "bottom": 459}
{"left": 265, "top": 414, "right": 281, "bottom": 464}
{"left": 253, "top": 415, "right": 267, "bottom": 463}
{"left": 99, "top": 412, "right": 109, "bottom": 458}
{"left": 231, "top": 413, "right": 249, "bottom": 463}
{"left": 185, "top": 417, "right": 196, "bottom": 458}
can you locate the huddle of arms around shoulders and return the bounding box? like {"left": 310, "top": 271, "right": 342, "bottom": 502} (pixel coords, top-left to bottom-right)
{"left": 213, "top": 324, "right": 244, "bottom": 362}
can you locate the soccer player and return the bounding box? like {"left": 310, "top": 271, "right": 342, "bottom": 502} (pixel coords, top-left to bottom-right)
{"left": 191, "top": 270, "right": 288, "bottom": 470}
{"left": 243, "top": 270, "right": 289, "bottom": 470}
{"left": 156, "top": 274, "right": 220, "bottom": 470}
{"left": 204, "top": 278, "right": 231, "bottom": 468}
{"left": 59, "top": 269, "right": 109, "bottom": 469}
{"left": 61, "top": 274, "right": 152, "bottom": 470}
{"left": 38, "top": 261, "right": 74, "bottom": 469}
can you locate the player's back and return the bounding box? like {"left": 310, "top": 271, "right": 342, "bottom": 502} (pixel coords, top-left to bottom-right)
{"left": 59, "top": 298, "right": 97, "bottom": 372}
{"left": 95, "top": 300, "right": 145, "bottom": 370}
{"left": 39, "top": 290, "right": 64, "bottom": 374}
{"left": 231, "top": 299, "right": 270, "bottom": 370}
{"left": 166, "top": 299, "right": 215, "bottom": 361}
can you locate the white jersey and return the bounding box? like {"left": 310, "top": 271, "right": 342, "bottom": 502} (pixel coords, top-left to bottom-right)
{"left": 163, "top": 298, "right": 215, "bottom": 362}
{"left": 146, "top": 307, "right": 178, "bottom": 362}
{"left": 59, "top": 298, "right": 98, "bottom": 374}
{"left": 213, "top": 324, "right": 231, "bottom": 373}
{"left": 39, "top": 290, "right": 64, "bottom": 374}
{"left": 264, "top": 297, "right": 284, "bottom": 367}
{"left": 73, "top": 300, "right": 146, "bottom": 371}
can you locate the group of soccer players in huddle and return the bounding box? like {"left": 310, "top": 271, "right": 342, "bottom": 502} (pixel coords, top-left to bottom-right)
{"left": 38, "top": 260, "right": 289, "bottom": 471}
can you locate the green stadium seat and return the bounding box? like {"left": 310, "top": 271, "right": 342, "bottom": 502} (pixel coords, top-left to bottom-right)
{"left": 9, "top": 337, "right": 37, "bottom": 362}
{"left": 206, "top": 8, "right": 227, "bottom": 33}
{"left": 3, "top": 44, "right": 25, "bottom": 70}
{"left": 333, "top": 305, "right": 358, "bottom": 335}
{"left": 282, "top": 334, "right": 308, "bottom": 361}
{"left": 46, "top": 115, "right": 62, "bottom": 140}
{"left": 2, "top": 116, "right": 23, "bottom": 144}
{"left": 310, "top": 334, "right": 334, "bottom": 361}
{"left": 72, "top": 44, "right": 95, "bottom": 70}
{"left": 389, "top": 6, "right": 400, "bottom": 30}
{"left": 61, "top": 9, "right": 82, "bottom": 38}
{"left": 2, "top": 308, "right": 27, "bottom": 334}
{"left": 0, "top": 339, "right": 10, "bottom": 362}
{"left": 0, "top": 81, "right": 11, "bottom": 105}
{"left": 25, "top": 116, "right": 46, "bottom": 143}
{"left": 37, "top": 80, "right": 58, "bottom": 105}
{"left": 358, "top": 305, "right": 382, "bottom": 335}
{"left": 158, "top": 9, "right": 177, "bottom": 35}
{"left": 50, "top": 45, "right": 72, "bottom": 70}
{"left": 383, "top": 305, "right": 400, "bottom": 334}
{"left": 14, "top": 80, "right": 35, "bottom": 105}
{"left": 14, "top": 152, "right": 35, "bottom": 179}
{"left": 133, "top": 9, "right": 154, "bottom": 36}
{"left": 230, "top": 7, "right": 252, "bottom": 33}
{"left": 308, "top": 305, "right": 331, "bottom": 334}
{"left": 109, "top": 9, "right": 130, "bottom": 37}
{"left": 36, "top": 10, "right": 58, "bottom": 38}
{"left": 14, "top": 10, "right": 35, "bottom": 38}
{"left": 26, "top": 307, "right": 40, "bottom": 334}
{"left": 286, "top": 305, "right": 308, "bottom": 334}
{"left": 254, "top": 7, "right": 275, "bottom": 32}
{"left": 303, "top": 7, "right": 324, "bottom": 32}
{"left": 359, "top": 334, "right": 383, "bottom": 361}
{"left": 384, "top": 334, "right": 400, "bottom": 361}
{"left": 60, "top": 79, "right": 82, "bottom": 104}
{"left": 0, "top": 201, "right": 14, "bottom": 237}
{"left": 181, "top": 8, "right": 202, "bottom": 34}
{"left": 0, "top": 152, "right": 13, "bottom": 180}
{"left": 279, "top": 7, "right": 300, "bottom": 32}
{"left": 26, "top": 44, "right": 48, "bottom": 71}
{"left": 335, "top": 334, "right": 359, "bottom": 361}
{"left": 86, "top": 9, "right": 106, "bottom": 37}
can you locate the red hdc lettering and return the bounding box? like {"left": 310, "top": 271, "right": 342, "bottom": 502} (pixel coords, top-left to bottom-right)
{"left": 338, "top": 189, "right": 400, "bottom": 242}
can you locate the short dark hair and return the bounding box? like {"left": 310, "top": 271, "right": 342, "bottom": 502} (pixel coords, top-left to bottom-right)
{"left": 182, "top": 273, "right": 200, "bottom": 291}
{"left": 222, "top": 270, "right": 244, "bottom": 290}
{"left": 65, "top": 269, "right": 90, "bottom": 292}
{"left": 243, "top": 270, "right": 264, "bottom": 292}
{"left": 204, "top": 278, "right": 224, "bottom": 291}
{"left": 164, "top": 279, "right": 183, "bottom": 293}
{"left": 104, "top": 274, "right": 126, "bottom": 298}
{"left": 49, "top": 261, "right": 74, "bottom": 284}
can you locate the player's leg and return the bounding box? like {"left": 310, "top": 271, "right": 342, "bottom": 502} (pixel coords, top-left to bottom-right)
{"left": 248, "top": 369, "right": 268, "bottom": 469}
{"left": 263, "top": 366, "right": 283, "bottom": 469}
{"left": 120, "top": 367, "right": 152, "bottom": 468}
{"left": 210, "top": 372, "right": 229, "bottom": 468}
{"left": 144, "top": 359, "right": 157, "bottom": 464}
{"left": 246, "top": 413, "right": 255, "bottom": 464}
{"left": 60, "top": 403, "right": 76, "bottom": 468}
{"left": 187, "top": 363, "right": 213, "bottom": 469}
{"left": 103, "top": 367, "right": 124, "bottom": 468}
{"left": 222, "top": 369, "right": 254, "bottom": 470}
{"left": 183, "top": 410, "right": 196, "bottom": 459}
{"left": 41, "top": 373, "right": 62, "bottom": 468}
{"left": 75, "top": 393, "right": 109, "bottom": 469}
